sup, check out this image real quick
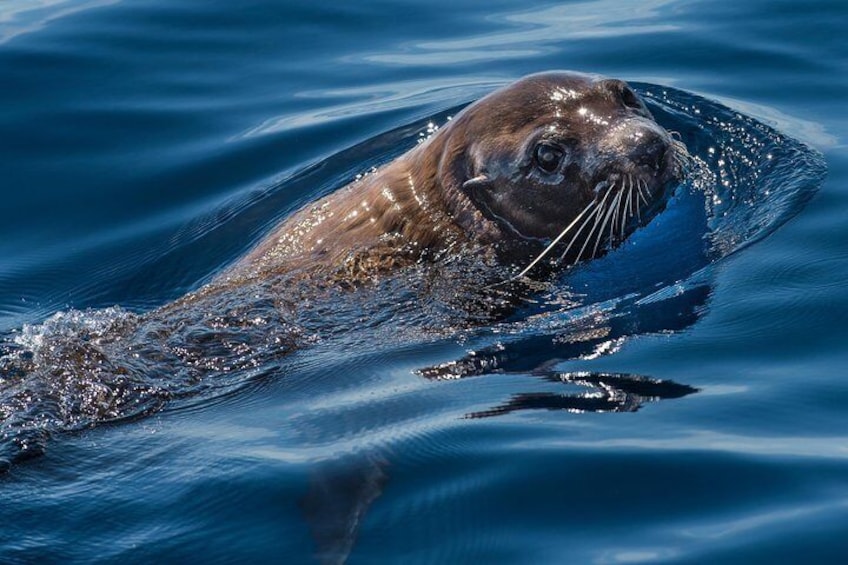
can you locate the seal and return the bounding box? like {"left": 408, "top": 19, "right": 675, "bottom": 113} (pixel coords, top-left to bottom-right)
{"left": 230, "top": 70, "right": 688, "bottom": 285}
{"left": 0, "top": 72, "right": 691, "bottom": 469}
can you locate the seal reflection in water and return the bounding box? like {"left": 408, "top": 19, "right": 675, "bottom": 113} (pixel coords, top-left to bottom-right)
{"left": 230, "top": 70, "right": 688, "bottom": 285}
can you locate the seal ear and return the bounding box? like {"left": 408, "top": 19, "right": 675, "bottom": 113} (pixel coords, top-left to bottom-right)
{"left": 462, "top": 175, "right": 492, "bottom": 193}
{"left": 438, "top": 124, "right": 492, "bottom": 199}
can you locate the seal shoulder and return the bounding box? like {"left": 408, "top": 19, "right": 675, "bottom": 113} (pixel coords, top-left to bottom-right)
{"left": 232, "top": 139, "right": 475, "bottom": 282}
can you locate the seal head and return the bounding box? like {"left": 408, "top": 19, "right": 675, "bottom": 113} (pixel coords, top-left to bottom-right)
{"left": 437, "top": 71, "right": 687, "bottom": 267}
{"left": 235, "top": 71, "right": 688, "bottom": 283}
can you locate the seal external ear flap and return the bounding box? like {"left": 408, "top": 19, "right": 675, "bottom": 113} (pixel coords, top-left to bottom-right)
{"left": 462, "top": 175, "right": 491, "bottom": 193}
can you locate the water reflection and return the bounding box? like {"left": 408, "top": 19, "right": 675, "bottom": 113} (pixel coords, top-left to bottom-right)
{"left": 416, "top": 283, "right": 708, "bottom": 417}
{"left": 360, "top": 0, "right": 680, "bottom": 65}
{"left": 0, "top": 0, "right": 116, "bottom": 45}
{"left": 463, "top": 372, "right": 698, "bottom": 418}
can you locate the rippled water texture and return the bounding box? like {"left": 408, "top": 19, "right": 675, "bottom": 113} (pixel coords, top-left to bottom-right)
{"left": 0, "top": 0, "right": 845, "bottom": 563}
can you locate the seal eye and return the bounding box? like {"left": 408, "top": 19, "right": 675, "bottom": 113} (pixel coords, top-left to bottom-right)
{"left": 534, "top": 143, "right": 564, "bottom": 173}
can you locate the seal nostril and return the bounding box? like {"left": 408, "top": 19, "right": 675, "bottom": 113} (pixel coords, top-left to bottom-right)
{"left": 638, "top": 136, "right": 667, "bottom": 171}
{"left": 600, "top": 79, "right": 643, "bottom": 111}
{"left": 651, "top": 142, "right": 668, "bottom": 171}
{"left": 621, "top": 86, "right": 641, "bottom": 111}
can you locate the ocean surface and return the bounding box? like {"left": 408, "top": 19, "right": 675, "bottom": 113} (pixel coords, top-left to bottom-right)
{"left": 0, "top": 0, "right": 845, "bottom": 562}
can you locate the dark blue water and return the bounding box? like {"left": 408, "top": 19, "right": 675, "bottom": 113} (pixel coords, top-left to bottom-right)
{"left": 0, "top": 1, "right": 844, "bottom": 562}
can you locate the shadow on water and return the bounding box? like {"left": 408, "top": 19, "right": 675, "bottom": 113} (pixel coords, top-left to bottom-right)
{"left": 0, "top": 82, "right": 826, "bottom": 562}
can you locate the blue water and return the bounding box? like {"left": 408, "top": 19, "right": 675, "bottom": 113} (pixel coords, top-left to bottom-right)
{"left": 0, "top": 0, "right": 845, "bottom": 562}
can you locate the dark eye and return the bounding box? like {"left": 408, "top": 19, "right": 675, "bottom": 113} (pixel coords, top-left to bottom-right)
{"left": 533, "top": 142, "right": 565, "bottom": 173}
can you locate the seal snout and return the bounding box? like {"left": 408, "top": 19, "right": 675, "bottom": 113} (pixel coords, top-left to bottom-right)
{"left": 633, "top": 130, "right": 669, "bottom": 173}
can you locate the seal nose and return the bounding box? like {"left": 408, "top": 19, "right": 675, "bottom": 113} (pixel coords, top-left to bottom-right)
{"left": 634, "top": 131, "right": 668, "bottom": 171}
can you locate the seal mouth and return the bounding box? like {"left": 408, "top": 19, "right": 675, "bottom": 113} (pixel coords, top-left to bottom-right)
{"left": 507, "top": 136, "right": 691, "bottom": 280}
{"left": 551, "top": 136, "right": 689, "bottom": 264}
{"left": 558, "top": 173, "right": 661, "bottom": 264}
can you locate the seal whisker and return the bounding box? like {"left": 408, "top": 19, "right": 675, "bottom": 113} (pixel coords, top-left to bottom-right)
{"left": 621, "top": 178, "right": 632, "bottom": 236}
{"left": 636, "top": 179, "right": 646, "bottom": 222}
{"left": 593, "top": 202, "right": 613, "bottom": 258}
{"left": 610, "top": 181, "right": 624, "bottom": 242}
{"left": 559, "top": 199, "right": 604, "bottom": 264}
{"left": 618, "top": 181, "right": 629, "bottom": 240}
{"left": 670, "top": 138, "right": 692, "bottom": 173}
{"left": 585, "top": 190, "right": 612, "bottom": 260}
{"left": 577, "top": 185, "right": 614, "bottom": 262}
{"left": 596, "top": 185, "right": 622, "bottom": 257}
{"left": 559, "top": 203, "right": 601, "bottom": 264}
{"left": 506, "top": 198, "right": 598, "bottom": 281}
{"left": 604, "top": 184, "right": 623, "bottom": 248}
{"left": 591, "top": 195, "right": 612, "bottom": 259}
{"left": 636, "top": 178, "right": 649, "bottom": 206}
